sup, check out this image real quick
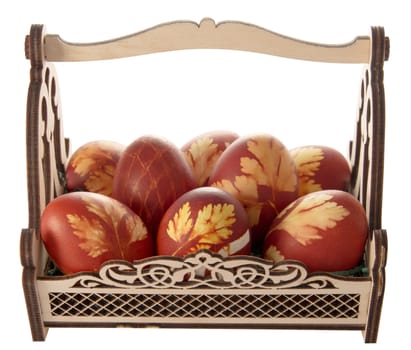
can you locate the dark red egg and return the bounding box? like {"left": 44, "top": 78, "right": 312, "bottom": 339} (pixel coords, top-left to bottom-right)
{"left": 263, "top": 190, "right": 368, "bottom": 273}
{"left": 40, "top": 192, "right": 153, "bottom": 274}
{"left": 112, "top": 135, "right": 197, "bottom": 234}
{"left": 208, "top": 133, "right": 298, "bottom": 249}
{"left": 157, "top": 187, "right": 251, "bottom": 257}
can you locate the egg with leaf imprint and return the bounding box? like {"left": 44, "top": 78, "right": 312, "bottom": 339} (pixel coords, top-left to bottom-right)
{"left": 112, "top": 135, "right": 197, "bottom": 235}
{"left": 263, "top": 189, "right": 368, "bottom": 273}
{"left": 40, "top": 192, "right": 153, "bottom": 274}
{"left": 289, "top": 145, "right": 351, "bottom": 197}
{"left": 65, "top": 140, "right": 125, "bottom": 197}
{"left": 208, "top": 133, "right": 298, "bottom": 250}
{"left": 157, "top": 187, "right": 251, "bottom": 257}
{"left": 181, "top": 130, "right": 239, "bottom": 186}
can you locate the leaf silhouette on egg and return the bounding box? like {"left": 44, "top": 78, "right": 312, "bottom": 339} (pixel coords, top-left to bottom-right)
{"left": 83, "top": 194, "right": 148, "bottom": 244}
{"left": 290, "top": 146, "right": 324, "bottom": 196}
{"left": 212, "top": 136, "right": 297, "bottom": 227}
{"left": 126, "top": 215, "right": 149, "bottom": 243}
{"left": 243, "top": 138, "right": 297, "bottom": 193}
{"left": 67, "top": 195, "right": 148, "bottom": 259}
{"left": 166, "top": 202, "right": 236, "bottom": 255}
{"left": 167, "top": 202, "right": 194, "bottom": 243}
{"left": 184, "top": 137, "right": 220, "bottom": 186}
{"left": 273, "top": 193, "right": 350, "bottom": 246}
{"left": 70, "top": 143, "right": 117, "bottom": 195}
{"left": 264, "top": 245, "right": 285, "bottom": 262}
{"left": 66, "top": 214, "right": 109, "bottom": 258}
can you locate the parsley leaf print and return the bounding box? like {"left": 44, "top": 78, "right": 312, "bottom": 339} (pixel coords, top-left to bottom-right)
{"left": 67, "top": 214, "right": 109, "bottom": 258}
{"left": 273, "top": 193, "right": 350, "bottom": 246}
{"left": 290, "top": 146, "right": 324, "bottom": 196}
{"left": 166, "top": 202, "right": 236, "bottom": 255}
{"left": 167, "top": 202, "right": 193, "bottom": 243}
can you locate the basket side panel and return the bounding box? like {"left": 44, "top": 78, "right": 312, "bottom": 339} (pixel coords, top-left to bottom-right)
{"left": 349, "top": 27, "right": 387, "bottom": 232}
{"left": 22, "top": 24, "right": 70, "bottom": 341}
{"left": 37, "top": 252, "right": 371, "bottom": 330}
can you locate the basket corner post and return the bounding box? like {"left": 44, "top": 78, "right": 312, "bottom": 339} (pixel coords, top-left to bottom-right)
{"left": 20, "top": 228, "right": 48, "bottom": 341}
{"left": 362, "top": 229, "right": 388, "bottom": 343}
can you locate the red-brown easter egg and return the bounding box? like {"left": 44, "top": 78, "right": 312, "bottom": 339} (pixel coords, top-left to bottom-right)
{"left": 40, "top": 192, "right": 153, "bottom": 274}
{"left": 112, "top": 135, "right": 197, "bottom": 234}
{"left": 65, "top": 140, "right": 125, "bottom": 197}
{"left": 289, "top": 145, "right": 351, "bottom": 197}
{"left": 181, "top": 130, "right": 239, "bottom": 186}
{"left": 208, "top": 133, "right": 298, "bottom": 249}
{"left": 157, "top": 187, "right": 251, "bottom": 257}
{"left": 263, "top": 190, "right": 368, "bottom": 273}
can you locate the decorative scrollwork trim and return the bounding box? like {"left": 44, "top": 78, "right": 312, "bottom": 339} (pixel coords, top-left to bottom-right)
{"left": 39, "top": 250, "right": 370, "bottom": 291}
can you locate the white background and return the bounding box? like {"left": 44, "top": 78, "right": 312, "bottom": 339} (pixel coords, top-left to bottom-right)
{"left": 1, "top": 0, "right": 408, "bottom": 348}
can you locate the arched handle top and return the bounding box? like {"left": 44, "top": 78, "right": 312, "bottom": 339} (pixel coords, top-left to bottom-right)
{"left": 42, "top": 18, "right": 374, "bottom": 63}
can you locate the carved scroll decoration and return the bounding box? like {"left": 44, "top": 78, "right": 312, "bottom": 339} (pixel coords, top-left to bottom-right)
{"left": 26, "top": 62, "right": 70, "bottom": 230}
{"left": 349, "top": 27, "right": 387, "bottom": 232}
{"left": 63, "top": 250, "right": 346, "bottom": 290}
{"left": 22, "top": 25, "right": 70, "bottom": 341}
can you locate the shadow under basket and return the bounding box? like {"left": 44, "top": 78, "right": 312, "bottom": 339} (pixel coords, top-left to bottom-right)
{"left": 20, "top": 18, "right": 389, "bottom": 342}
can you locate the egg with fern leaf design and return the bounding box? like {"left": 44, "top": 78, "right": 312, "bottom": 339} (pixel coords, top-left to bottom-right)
{"left": 289, "top": 145, "right": 351, "bottom": 197}
{"left": 181, "top": 130, "right": 239, "bottom": 186}
{"left": 263, "top": 190, "right": 368, "bottom": 273}
{"left": 157, "top": 187, "right": 251, "bottom": 257}
{"left": 65, "top": 140, "right": 125, "bottom": 197}
{"left": 40, "top": 192, "right": 153, "bottom": 274}
{"left": 208, "top": 133, "right": 298, "bottom": 251}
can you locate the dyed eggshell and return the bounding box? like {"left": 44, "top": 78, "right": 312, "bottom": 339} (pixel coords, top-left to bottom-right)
{"left": 263, "top": 190, "right": 368, "bottom": 273}
{"left": 181, "top": 130, "right": 239, "bottom": 186}
{"left": 112, "top": 135, "right": 197, "bottom": 235}
{"left": 40, "top": 192, "right": 153, "bottom": 274}
{"left": 289, "top": 145, "right": 351, "bottom": 197}
{"left": 208, "top": 133, "right": 298, "bottom": 249}
{"left": 157, "top": 187, "right": 251, "bottom": 257}
{"left": 65, "top": 140, "right": 125, "bottom": 197}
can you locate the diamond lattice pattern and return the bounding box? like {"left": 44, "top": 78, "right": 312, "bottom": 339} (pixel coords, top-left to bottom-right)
{"left": 49, "top": 292, "right": 360, "bottom": 319}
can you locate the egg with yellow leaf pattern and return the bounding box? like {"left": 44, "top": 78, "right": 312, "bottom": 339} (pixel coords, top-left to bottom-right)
{"left": 289, "top": 145, "right": 351, "bottom": 197}
{"left": 40, "top": 192, "right": 153, "bottom": 274}
{"left": 208, "top": 133, "right": 298, "bottom": 250}
{"left": 263, "top": 190, "right": 368, "bottom": 273}
{"left": 65, "top": 140, "right": 125, "bottom": 197}
{"left": 157, "top": 187, "right": 251, "bottom": 257}
{"left": 181, "top": 130, "right": 239, "bottom": 186}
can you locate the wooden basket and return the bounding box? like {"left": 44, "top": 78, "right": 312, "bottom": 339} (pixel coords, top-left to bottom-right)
{"left": 20, "top": 18, "right": 389, "bottom": 342}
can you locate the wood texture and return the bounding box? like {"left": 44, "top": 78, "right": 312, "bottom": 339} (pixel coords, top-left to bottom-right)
{"left": 21, "top": 24, "right": 70, "bottom": 341}
{"left": 43, "top": 18, "right": 370, "bottom": 63}
{"left": 21, "top": 19, "right": 389, "bottom": 342}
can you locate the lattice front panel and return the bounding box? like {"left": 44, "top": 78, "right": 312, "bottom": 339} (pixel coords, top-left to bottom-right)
{"left": 48, "top": 292, "right": 361, "bottom": 320}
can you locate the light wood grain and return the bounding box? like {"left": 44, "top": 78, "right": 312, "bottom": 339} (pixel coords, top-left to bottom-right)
{"left": 44, "top": 18, "right": 371, "bottom": 63}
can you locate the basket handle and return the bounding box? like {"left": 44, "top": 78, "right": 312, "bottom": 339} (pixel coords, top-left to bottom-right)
{"left": 39, "top": 18, "right": 373, "bottom": 63}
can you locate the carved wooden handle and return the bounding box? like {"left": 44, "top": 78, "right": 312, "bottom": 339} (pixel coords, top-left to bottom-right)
{"left": 43, "top": 18, "right": 371, "bottom": 63}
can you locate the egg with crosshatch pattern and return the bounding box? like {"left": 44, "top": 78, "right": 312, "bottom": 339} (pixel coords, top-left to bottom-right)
{"left": 157, "top": 187, "right": 251, "bottom": 257}
{"left": 112, "top": 135, "right": 197, "bottom": 235}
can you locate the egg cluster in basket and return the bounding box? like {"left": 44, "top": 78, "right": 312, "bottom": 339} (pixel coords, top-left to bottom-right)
{"left": 40, "top": 130, "right": 368, "bottom": 275}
